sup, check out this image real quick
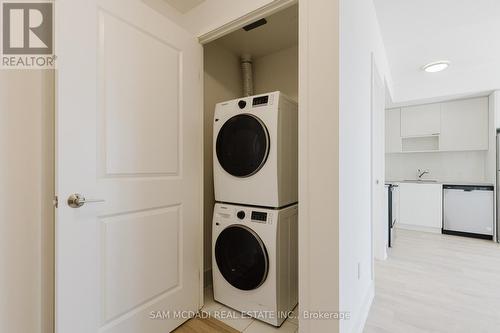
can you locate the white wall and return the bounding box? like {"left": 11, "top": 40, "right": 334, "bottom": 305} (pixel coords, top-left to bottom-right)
{"left": 0, "top": 71, "right": 54, "bottom": 333}
{"left": 386, "top": 151, "right": 490, "bottom": 183}
{"left": 203, "top": 41, "right": 242, "bottom": 284}
{"left": 298, "top": 0, "right": 340, "bottom": 331}
{"left": 339, "top": 0, "right": 393, "bottom": 332}
{"left": 254, "top": 45, "right": 298, "bottom": 101}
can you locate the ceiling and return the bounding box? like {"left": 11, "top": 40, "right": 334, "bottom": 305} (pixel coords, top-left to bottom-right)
{"left": 161, "top": 0, "right": 205, "bottom": 13}
{"left": 374, "top": 0, "right": 500, "bottom": 104}
{"left": 213, "top": 4, "right": 298, "bottom": 58}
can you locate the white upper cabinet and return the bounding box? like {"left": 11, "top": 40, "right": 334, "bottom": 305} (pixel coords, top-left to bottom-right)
{"left": 385, "top": 108, "right": 402, "bottom": 153}
{"left": 401, "top": 103, "right": 441, "bottom": 137}
{"left": 386, "top": 97, "right": 489, "bottom": 153}
{"left": 439, "top": 97, "right": 489, "bottom": 151}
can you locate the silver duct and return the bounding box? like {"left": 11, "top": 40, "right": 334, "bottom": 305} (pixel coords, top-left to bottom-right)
{"left": 241, "top": 54, "right": 254, "bottom": 97}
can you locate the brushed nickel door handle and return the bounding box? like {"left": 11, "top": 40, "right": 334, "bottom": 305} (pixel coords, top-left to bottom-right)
{"left": 67, "top": 193, "right": 105, "bottom": 208}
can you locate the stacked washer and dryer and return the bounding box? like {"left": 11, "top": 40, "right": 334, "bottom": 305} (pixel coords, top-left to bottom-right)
{"left": 212, "top": 91, "right": 299, "bottom": 327}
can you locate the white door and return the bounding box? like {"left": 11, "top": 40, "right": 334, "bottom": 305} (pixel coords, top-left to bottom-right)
{"left": 55, "top": 1, "right": 202, "bottom": 333}
{"left": 371, "top": 59, "right": 386, "bottom": 261}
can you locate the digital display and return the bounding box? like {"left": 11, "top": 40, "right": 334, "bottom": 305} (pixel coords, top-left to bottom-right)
{"left": 252, "top": 96, "right": 269, "bottom": 106}
{"left": 251, "top": 211, "right": 267, "bottom": 222}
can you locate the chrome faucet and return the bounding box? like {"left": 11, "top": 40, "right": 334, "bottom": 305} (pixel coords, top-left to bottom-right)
{"left": 417, "top": 169, "right": 430, "bottom": 179}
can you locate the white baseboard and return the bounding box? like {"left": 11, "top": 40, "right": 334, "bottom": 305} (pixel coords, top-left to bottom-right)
{"left": 396, "top": 223, "right": 441, "bottom": 234}
{"left": 351, "top": 282, "right": 374, "bottom": 333}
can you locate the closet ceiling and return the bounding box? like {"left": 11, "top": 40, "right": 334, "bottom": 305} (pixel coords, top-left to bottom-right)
{"left": 216, "top": 4, "right": 298, "bottom": 58}
{"left": 162, "top": 0, "right": 205, "bottom": 13}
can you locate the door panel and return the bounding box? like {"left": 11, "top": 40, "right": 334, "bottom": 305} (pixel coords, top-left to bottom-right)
{"left": 56, "top": 1, "right": 202, "bottom": 333}
{"left": 102, "top": 206, "right": 181, "bottom": 323}
{"left": 99, "top": 10, "right": 181, "bottom": 176}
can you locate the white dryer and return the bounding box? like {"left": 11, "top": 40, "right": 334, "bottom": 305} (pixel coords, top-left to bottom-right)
{"left": 213, "top": 91, "right": 298, "bottom": 208}
{"left": 212, "top": 202, "right": 298, "bottom": 327}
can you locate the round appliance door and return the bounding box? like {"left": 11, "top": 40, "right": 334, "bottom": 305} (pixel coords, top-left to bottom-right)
{"left": 216, "top": 114, "right": 270, "bottom": 178}
{"left": 215, "top": 225, "right": 269, "bottom": 291}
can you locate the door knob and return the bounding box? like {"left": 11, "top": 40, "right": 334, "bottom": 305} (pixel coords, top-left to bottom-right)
{"left": 67, "top": 193, "right": 105, "bottom": 208}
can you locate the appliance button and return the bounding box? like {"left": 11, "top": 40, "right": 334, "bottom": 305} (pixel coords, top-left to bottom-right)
{"left": 237, "top": 211, "right": 245, "bottom": 220}
{"left": 238, "top": 100, "right": 247, "bottom": 109}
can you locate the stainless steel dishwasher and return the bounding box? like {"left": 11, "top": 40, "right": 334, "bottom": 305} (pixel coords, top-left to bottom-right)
{"left": 442, "top": 185, "right": 494, "bottom": 240}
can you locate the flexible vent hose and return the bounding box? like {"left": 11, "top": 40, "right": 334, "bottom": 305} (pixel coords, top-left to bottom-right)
{"left": 241, "top": 54, "right": 254, "bottom": 97}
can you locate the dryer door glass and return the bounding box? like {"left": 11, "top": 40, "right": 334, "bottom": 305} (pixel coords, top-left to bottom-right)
{"left": 216, "top": 114, "right": 270, "bottom": 177}
{"left": 215, "top": 225, "right": 269, "bottom": 291}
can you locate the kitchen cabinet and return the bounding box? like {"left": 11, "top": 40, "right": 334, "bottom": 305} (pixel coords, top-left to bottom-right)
{"left": 439, "top": 97, "right": 488, "bottom": 151}
{"left": 385, "top": 108, "right": 402, "bottom": 153}
{"left": 386, "top": 97, "right": 490, "bottom": 153}
{"left": 401, "top": 103, "right": 441, "bottom": 137}
{"left": 398, "top": 183, "right": 442, "bottom": 232}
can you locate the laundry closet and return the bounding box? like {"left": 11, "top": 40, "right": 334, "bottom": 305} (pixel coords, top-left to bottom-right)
{"left": 202, "top": 3, "right": 299, "bottom": 330}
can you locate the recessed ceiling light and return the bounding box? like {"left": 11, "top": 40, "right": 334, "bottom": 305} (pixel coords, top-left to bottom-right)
{"left": 422, "top": 61, "right": 450, "bottom": 73}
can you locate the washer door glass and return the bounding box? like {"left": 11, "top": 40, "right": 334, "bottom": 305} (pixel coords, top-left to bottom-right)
{"left": 215, "top": 225, "right": 269, "bottom": 291}
{"left": 216, "top": 114, "right": 270, "bottom": 177}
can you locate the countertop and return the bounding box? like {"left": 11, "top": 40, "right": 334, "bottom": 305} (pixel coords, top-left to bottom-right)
{"left": 386, "top": 180, "right": 495, "bottom": 187}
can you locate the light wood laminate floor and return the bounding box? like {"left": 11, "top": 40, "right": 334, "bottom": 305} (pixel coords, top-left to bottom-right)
{"left": 173, "top": 317, "right": 239, "bottom": 333}
{"left": 365, "top": 229, "right": 500, "bottom": 333}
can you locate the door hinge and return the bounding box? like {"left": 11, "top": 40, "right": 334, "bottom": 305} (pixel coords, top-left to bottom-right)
{"left": 53, "top": 195, "right": 58, "bottom": 208}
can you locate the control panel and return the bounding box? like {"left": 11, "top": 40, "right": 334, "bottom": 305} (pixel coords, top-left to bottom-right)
{"left": 251, "top": 211, "right": 268, "bottom": 223}
{"left": 252, "top": 95, "right": 269, "bottom": 107}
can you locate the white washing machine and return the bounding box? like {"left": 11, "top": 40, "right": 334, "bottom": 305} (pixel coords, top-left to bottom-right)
{"left": 213, "top": 91, "right": 298, "bottom": 208}
{"left": 212, "top": 202, "right": 298, "bottom": 327}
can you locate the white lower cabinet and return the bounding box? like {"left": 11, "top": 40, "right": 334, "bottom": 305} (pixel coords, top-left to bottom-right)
{"left": 398, "top": 183, "right": 443, "bottom": 232}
